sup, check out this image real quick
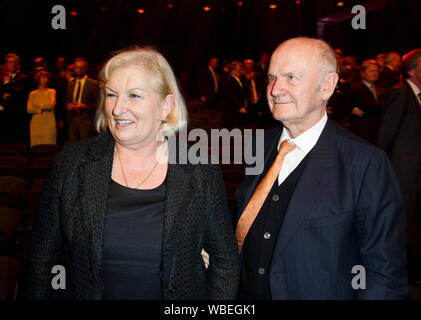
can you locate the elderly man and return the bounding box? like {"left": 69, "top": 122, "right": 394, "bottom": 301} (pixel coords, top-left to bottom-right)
{"left": 235, "top": 37, "right": 407, "bottom": 299}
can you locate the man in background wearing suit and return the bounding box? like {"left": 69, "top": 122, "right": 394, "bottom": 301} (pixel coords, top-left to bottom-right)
{"left": 220, "top": 61, "right": 247, "bottom": 128}
{"left": 0, "top": 53, "right": 30, "bottom": 144}
{"left": 65, "top": 57, "right": 99, "bottom": 141}
{"left": 378, "top": 49, "right": 421, "bottom": 285}
{"left": 377, "top": 52, "right": 402, "bottom": 91}
{"left": 235, "top": 37, "right": 407, "bottom": 299}
{"left": 198, "top": 56, "right": 220, "bottom": 109}
{"left": 348, "top": 59, "right": 385, "bottom": 145}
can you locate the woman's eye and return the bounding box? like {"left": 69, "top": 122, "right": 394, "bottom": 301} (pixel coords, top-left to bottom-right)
{"left": 129, "top": 93, "right": 142, "bottom": 99}
{"left": 106, "top": 93, "right": 116, "bottom": 98}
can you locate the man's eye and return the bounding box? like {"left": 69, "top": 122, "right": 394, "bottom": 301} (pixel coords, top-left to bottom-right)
{"left": 287, "top": 75, "right": 297, "bottom": 80}
{"left": 129, "top": 93, "right": 141, "bottom": 98}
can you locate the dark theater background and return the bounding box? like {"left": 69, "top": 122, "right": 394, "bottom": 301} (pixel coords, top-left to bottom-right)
{"left": 0, "top": 0, "right": 421, "bottom": 302}
{"left": 1, "top": 0, "right": 419, "bottom": 83}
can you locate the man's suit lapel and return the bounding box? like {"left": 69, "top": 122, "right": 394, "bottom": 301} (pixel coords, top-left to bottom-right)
{"left": 361, "top": 82, "right": 376, "bottom": 101}
{"left": 273, "top": 120, "right": 337, "bottom": 256}
{"left": 406, "top": 81, "right": 421, "bottom": 121}
{"left": 66, "top": 79, "right": 75, "bottom": 102}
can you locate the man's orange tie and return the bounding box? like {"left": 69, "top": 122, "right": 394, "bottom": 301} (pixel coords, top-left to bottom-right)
{"left": 236, "top": 140, "right": 296, "bottom": 252}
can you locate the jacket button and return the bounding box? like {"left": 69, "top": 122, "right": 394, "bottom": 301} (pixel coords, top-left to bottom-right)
{"left": 258, "top": 268, "right": 265, "bottom": 275}
{"left": 272, "top": 194, "right": 279, "bottom": 201}
{"left": 169, "top": 286, "right": 177, "bottom": 294}
{"left": 264, "top": 232, "right": 271, "bottom": 239}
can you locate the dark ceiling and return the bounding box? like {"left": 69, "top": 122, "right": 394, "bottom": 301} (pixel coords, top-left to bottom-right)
{"left": 1, "top": 0, "right": 419, "bottom": 77}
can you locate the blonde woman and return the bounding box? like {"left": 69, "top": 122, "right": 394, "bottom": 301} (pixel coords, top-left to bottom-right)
{"left": 26, "top": 47, "right": 239, "bottom": 300}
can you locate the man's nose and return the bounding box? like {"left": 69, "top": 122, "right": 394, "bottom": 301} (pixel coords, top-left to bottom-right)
{"left": 268, "top": 77, "right": 287, "bottom": 97}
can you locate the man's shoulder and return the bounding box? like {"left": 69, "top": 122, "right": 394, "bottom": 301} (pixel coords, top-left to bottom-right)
{"left": 384, "top": 81, "right": 411, "bottom": 105}
{"left": 332, "top": 122, "right": 387, "bottom": 162}
{"left": 85, "top": 77, "right": 99, "bottom": 86}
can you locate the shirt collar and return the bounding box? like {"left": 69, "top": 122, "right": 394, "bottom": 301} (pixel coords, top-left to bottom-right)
{"left": 362, "top": 80, "right": 374, "bottom": 89}
{"left": 407, "top": 79, "right": 421, "bottom": 96}
{"left": 76, "top": 75, "right": 87, "bottom": 82}
{"left": 279, "top": 112, "right": 328, "bottom": 154}
{"left": 231, "top": 74, "right": 241, "bottom": 81}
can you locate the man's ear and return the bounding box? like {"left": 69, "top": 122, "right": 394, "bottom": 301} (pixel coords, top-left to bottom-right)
{"left": 321, "top": 72, "right": 339, "bottom": 101}
{"left": 162, "top": 94, "right": 174, "bottom": 120}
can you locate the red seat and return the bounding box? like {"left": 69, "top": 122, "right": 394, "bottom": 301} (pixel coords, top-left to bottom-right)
{"left": 0, "top": 256, "right": 20, "bottom": 300}
{"left": 0, "top": 144, "right": 26, "bottom": 157}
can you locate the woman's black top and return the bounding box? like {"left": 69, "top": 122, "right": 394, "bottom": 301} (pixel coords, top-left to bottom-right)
{"left": 102, "top": 179, "right": 166, "bottom": 300}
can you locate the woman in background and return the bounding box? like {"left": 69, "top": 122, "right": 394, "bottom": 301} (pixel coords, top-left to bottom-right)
{"left": 27, "top": 71, "right": 57, "bottom": 146}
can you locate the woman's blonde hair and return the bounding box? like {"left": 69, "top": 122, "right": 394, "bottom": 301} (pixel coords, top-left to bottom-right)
{"left": 95, "top": 46, "right": 188, "bottom": 138}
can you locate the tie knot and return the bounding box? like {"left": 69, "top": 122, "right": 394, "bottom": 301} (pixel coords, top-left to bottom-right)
{"left": 279, "top": 140, "right": 295, "bottom": 156}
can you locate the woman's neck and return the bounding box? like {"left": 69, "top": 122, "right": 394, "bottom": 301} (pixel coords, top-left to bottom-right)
{"left": 115, "top": 140, "right": 166, "bottom": 165}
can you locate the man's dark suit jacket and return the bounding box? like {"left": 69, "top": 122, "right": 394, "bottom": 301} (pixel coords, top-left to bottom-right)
{"left": 0, "top": 71, "right": 30, "bottom": 143}
{"left": 236, "top": 119, "right": 407, "bottom": 299}
{"left": 378, "top": 80, "right": 421, "bottom": 232}
{"left": 198, "top": 67, "right": 218, "bottom": 104}
{"left": 25, "top": 131, "right": 240, "bottom": 299}
{"left": 220, "top": 75, "right": 247, "bottom": 124}
{"left": 348, "top": 81, "right": 385, "bottom": 144}
{"left": 64, "top": 77, "right": 99, "bottom": 120}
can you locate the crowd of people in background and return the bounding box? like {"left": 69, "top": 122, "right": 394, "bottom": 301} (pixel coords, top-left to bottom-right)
{"left": 0, "top": 49, "right": 414, "bottom": 145}
{"left": 0, "top": 54, "right": 100, "bottom": 146}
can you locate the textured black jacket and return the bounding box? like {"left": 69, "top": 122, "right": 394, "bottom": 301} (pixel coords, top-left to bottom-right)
{"left": 25, "top": 131, "right": 240, "bottom": 300}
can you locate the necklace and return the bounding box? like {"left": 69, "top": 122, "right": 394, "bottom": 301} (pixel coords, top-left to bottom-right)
{"left": 116, "top": 147, "right": 160, "bottom": 189}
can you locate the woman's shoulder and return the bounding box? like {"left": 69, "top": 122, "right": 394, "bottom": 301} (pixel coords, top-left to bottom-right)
{"left": 65, "top": 131, "right": 110, "bottom": 152}
{"left": 55, "top": 132, "right": 112, "bottom": 167}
